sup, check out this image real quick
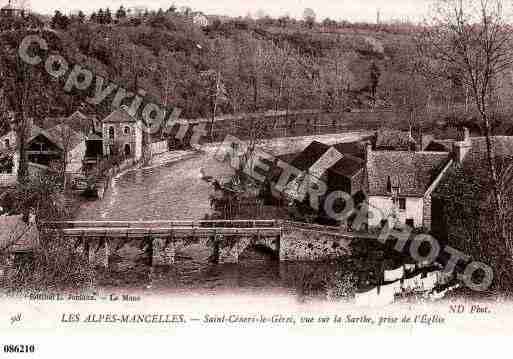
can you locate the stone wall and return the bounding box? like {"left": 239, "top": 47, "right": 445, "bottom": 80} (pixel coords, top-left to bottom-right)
{"left": 280, "top": 224, "right": 352, "bottom": 261}
{"left": 218, "top": 234, "right": 280, "bottom": 264}
{"left": 80, "top": 225, "right": 353, "bottom": 268}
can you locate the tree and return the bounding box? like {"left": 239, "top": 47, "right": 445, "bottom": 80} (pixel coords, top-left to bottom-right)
{"left": 116, "top": 6, "right": 127, "bottom": 20}
{"left": 104, "top": 8, "right": 113, "bottom": 24}
{"left": 322, "top": 18, "right": 337, "bottom": 28}
{"left": 53, "top": 122, "right": 77, "bottom": 191}
{"left": 51, "top": 10, "right": 70, "bottom": 30}
{"left": 421, "top": 0, "right": 513, "bottom": 247}
{"left": 303, "top": 8, "right": 316, "bottom": 28}
{"left": 420, "top": 0, "right": 513, "bottom": 291}
{"left": 369, "top": 61, "right": 381, "bottom": 104}
{"left": 96, "top": 8, "right": 104, "bottom": 24}
{"left": 77, "top": 10, "right": 85, "bottom": 23}
{"left": 0, "top": 30, "right": 46, "bottom": 185}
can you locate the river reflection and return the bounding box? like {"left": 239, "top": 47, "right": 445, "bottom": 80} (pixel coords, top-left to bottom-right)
{"left": 100, "top": 247, "right": 346, "bottom": 298}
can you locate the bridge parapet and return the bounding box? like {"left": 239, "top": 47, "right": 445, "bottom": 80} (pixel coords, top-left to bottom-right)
{"left": 41, "top": 219, "right": 358, "bottom": 268}
{"left": 42, "top": 220, "right": 280, "bottom": 230}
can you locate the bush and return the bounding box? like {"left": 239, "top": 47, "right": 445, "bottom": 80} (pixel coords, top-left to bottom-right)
{"left": 2, "top": 232, "right": 94, "bottom": 292}
{"left": 1, "top": 174, "right": 94, "bottom": 293}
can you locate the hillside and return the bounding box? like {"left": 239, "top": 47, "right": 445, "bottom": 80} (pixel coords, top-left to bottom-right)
{"left": 1, "top": 10, "right": 512, "bottom": 137}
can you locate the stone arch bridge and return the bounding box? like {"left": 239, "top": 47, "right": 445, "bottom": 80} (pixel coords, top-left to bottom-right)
{"left": 41, "top": 220, "right": 355, "bottom": 268}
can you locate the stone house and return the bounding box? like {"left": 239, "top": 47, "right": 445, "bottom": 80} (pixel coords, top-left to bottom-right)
{"left": 288, "top": 140, "right": 368, "bottom": 196}
{"left": 264, "top": 140, "right": 369, "bottom": 224}
{"left": 102, "top": 109, "right": 143, "bottom": 161}
{"left": 0, "top": 122, "right": 86, "bottom": 186}
{"left": 366, "top": 143, "right": 453, "bottom": 230}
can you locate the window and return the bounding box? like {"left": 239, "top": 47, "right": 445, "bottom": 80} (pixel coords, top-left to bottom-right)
{"left": 109, "top": 126, "right": 115, "bottom": 140}
{"left": 386, "top": 176, "right": 392, "bottom": 193}
{"left": 399, "top": 198, "right": 406, "bottom": 210}
{"left": 124, "top": 143, "right": 131, "bottom": 156}
{"left": 393, "top": 197, "right": 406, "bottom": 211}
{"left": 124, "top": 126, "right": 131, "bottom": 135}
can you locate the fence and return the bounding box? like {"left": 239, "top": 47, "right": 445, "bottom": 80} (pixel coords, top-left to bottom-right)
{"left": 149, "top": 140, "right": 168, "bottom": 155}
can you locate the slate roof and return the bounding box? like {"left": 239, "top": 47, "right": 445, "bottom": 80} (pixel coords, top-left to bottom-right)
{"left": 290, "top": 141, "right": 366, "bottom": 179}
{"left": 367, "top": 150, "right": 450, "bottom": 197}
{"left": 26, "top": 126, "right": 64, "bottom": 151}
{"left": 276, "top": 153, "right": 298, "bottom": 164}
{"left": 2, "top": 124, "right": 83, "bottom": 153}
{"left": 102, "top": 109, "right": 137, "bottom": 123}
{"left": 0, "top": 215, "right": 39, "bottom": 253}
{"left": 424, "top": 139, "right": 455, "bottom": 152}
{"left": 43, "top": 111, "right": 96, "bottom": 135}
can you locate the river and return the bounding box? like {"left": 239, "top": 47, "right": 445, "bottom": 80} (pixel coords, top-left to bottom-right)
{"left": 75, "top": 133, "right": 372, "bottom": 297}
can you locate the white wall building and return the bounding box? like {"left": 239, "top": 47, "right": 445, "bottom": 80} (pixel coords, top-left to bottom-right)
{"left": 366, "top": 144, "right": 453, "bottom": 230}
{"left": 102, "top": 108, "right": 143, "bottom": 161}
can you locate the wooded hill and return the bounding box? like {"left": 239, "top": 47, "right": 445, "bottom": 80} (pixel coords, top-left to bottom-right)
{"left": 1, "top": 8, "right": 513, "bottom": 137}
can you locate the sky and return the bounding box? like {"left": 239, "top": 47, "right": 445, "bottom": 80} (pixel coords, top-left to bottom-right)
{"left": 15, "top": 0, "right": 431, "bottom": 23}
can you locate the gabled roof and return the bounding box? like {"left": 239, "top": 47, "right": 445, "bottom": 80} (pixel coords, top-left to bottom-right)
{"left": 102, "top": 109, "right": 137, "bottom": 123}
{"left": 1, "top": 124, "right": 84, "bottom": 153}
{"left": 0, "top": 215, "right": 39, "bottom": 253}
{"left": 367, "top": 150, "right": 450, "bottom": 197}
{"left": 291, "top": 140, "right": 366, "bottom": 179}
{"left": 26, "top": 126, "right": 64, "bottom": 151}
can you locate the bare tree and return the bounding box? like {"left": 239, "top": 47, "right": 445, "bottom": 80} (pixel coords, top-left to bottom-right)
{"left": 303, "top": 8, "right": 316, "bottom": 28}
{"left": 0, "top": 37, "right": 36, "bottom": 183}
{"left": 421, "top": 0, "right": 513, "bottom": 243}
{"left": 53, "top": 122, "right": 77, "bottom": 191}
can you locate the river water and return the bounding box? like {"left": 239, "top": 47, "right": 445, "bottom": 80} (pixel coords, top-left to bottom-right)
{"left": 75, "top": 134, "right": 371, "bottom": 297}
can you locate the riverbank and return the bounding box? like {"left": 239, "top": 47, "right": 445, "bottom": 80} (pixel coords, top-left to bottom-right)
{"left": 74, "top": 131, "right": 372, "bottom": 221}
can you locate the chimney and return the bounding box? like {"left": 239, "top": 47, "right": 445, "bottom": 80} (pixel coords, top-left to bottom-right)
{"left": 453, "top": 127, "right": 471, "bottom": 164}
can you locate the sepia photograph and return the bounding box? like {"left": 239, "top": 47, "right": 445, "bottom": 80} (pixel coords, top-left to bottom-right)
{"left": 0, "top": 0, "right": 512, "bottom": 356}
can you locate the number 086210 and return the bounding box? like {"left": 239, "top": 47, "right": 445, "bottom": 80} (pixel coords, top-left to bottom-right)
{"left": 3, "top": 345, "right": 35, "bottom": 353}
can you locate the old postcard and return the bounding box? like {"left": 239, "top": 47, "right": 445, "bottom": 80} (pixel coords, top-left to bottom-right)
{"left": 0, "top": 0, "right": 512, "bottom": 356}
